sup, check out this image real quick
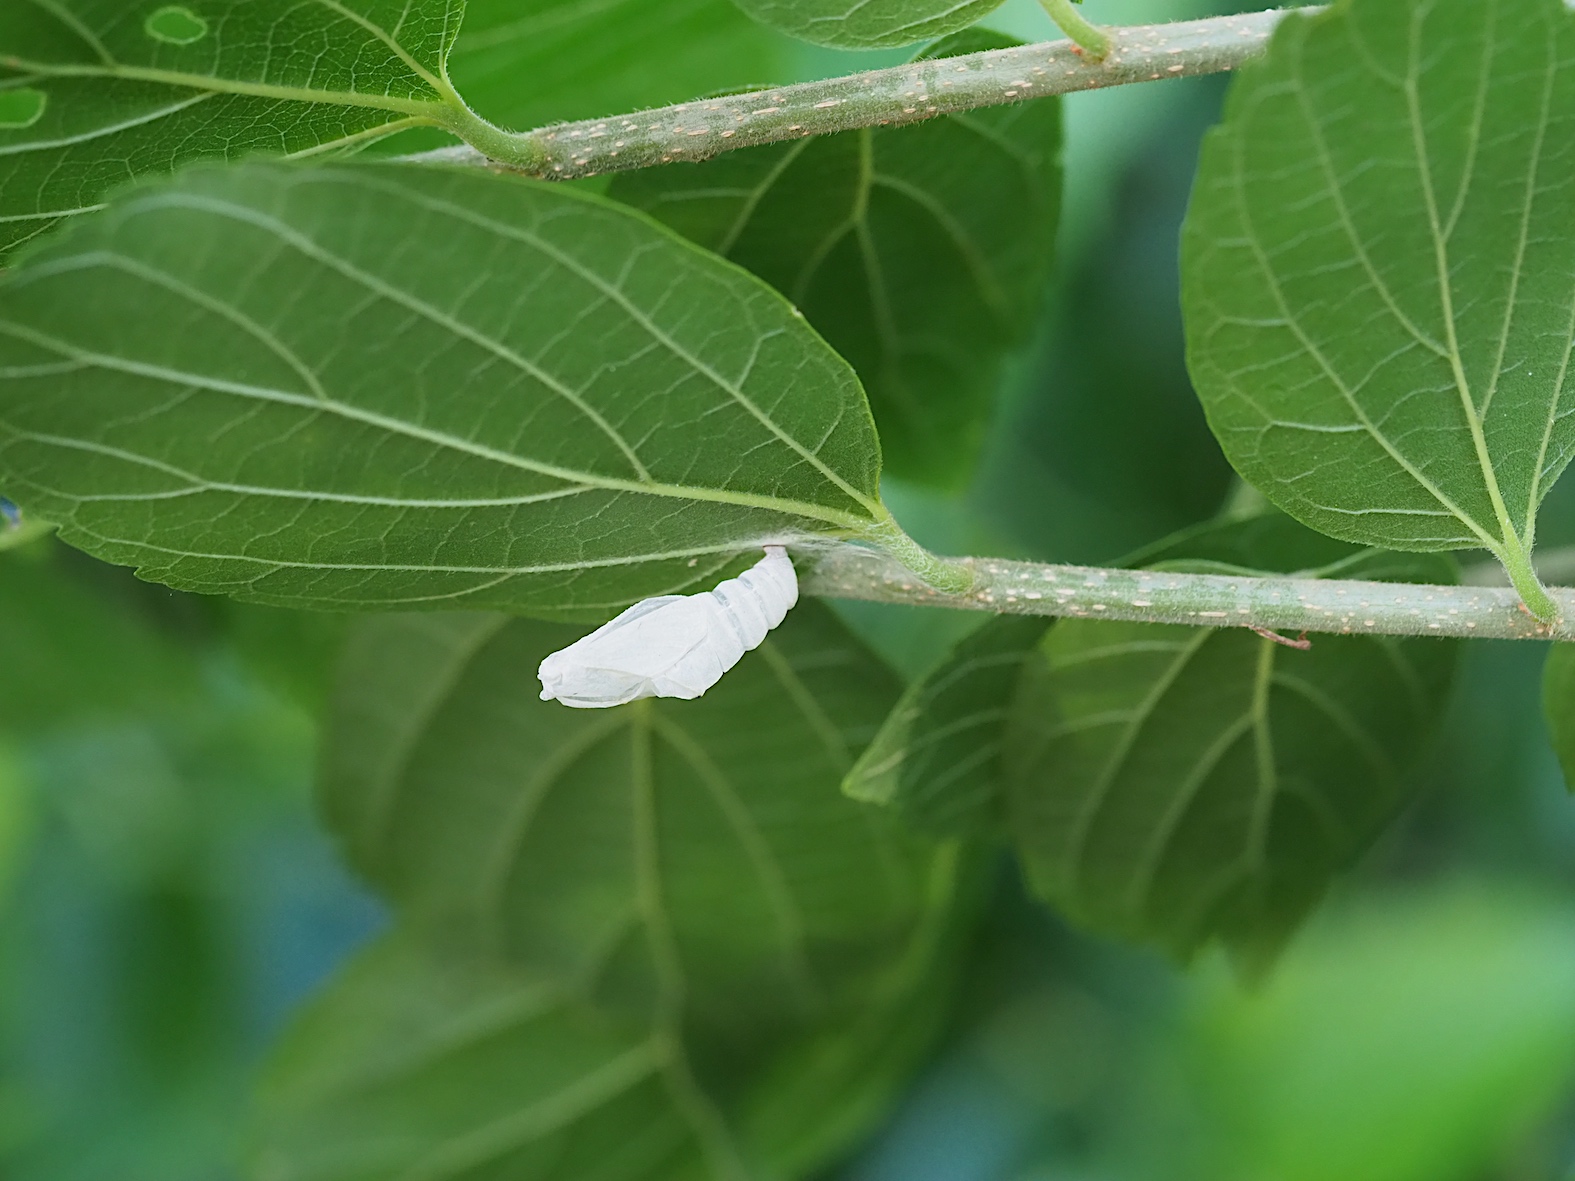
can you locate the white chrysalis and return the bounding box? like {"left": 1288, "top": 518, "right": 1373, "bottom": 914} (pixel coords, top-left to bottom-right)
{"left": 538, "top": 546, "right": 798, "bottom": 709}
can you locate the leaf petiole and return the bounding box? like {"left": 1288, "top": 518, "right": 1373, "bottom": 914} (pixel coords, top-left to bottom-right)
{"left": 1038, "top": 0, "right": 1113, "bottom": 60}
{"left": 1499, "top": 539, "right": 1561, "bottom": 626}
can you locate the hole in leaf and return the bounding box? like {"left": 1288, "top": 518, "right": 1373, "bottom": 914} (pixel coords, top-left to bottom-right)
{"left": 144, "top": 5, "right": 209, "bottom": 45}
{"left": 0, "top": 88, "right": 47, "bottom": 130}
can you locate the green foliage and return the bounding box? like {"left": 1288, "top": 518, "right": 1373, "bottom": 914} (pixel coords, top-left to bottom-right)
{"left": 0, "top": 542, "right": 199, "bottom": 734}
{"left": 256, "top": 602, "right": 971, "bottom": 1179}
{"left": 0, "top": 161, "right": 914, "bottom": 615}
{"left": 1182, "top": 886, "right": 1575, "bottom": 1181}
{"left": 0, "top": 0, "right": 469, "bottom": 260}
{"left": 612, "top": 30, "right": 1061, "bottom": 488}
{"left": 1005, "top": 517, "right": 1459, "bottom": 962}
{"left": 1182, "top": 0, "right": 1575, "bottom": 601}
{"left": 725, "top": 0, "right": 1004, "bottom": 49}
{"left": 844, "top": 614, "right": 1047, "bottom": 835}
{"left": 255, "top": 925, "right": 958, "bottom": 1181}
{"left": 4, "top": 0, "right": 1575, "bottom": 1177}
{"left": 450, "top": 0, "right": 800, "bottom": 131}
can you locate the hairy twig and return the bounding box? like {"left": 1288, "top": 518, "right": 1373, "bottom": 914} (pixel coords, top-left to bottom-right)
{"left": 800, "top": 545, "right": 1575, "bottom": 643}
{"left": 411, "top": 9, "right": 1299, "bottom": 180}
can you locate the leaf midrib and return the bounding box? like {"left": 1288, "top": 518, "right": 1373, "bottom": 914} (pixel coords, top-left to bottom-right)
{"left": 1, "top": 56, "right": 448, "bottom": 119}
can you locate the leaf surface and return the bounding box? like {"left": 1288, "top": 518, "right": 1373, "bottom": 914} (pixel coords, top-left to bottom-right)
{"left": 727, "top": 0, "right": 1003, "bottom": 49}
{"left": 0, "top": 0, "right": 472, "bottom": 260}
{"left": 1182, "top": 0, "right": 1575, "bottom": 584}
{"left": 844, "top": 614, "right": 1047, "bottom": 835}
{"left": 255, "top": 929, "right": 959, "bottom": 1181}
{"left": 0, "top": 162, "right": 896, "bottom": 615}
{"left": 612, "top": 30, "right": 1061, "bottom": 487}
{"left": 450, "top": 0, "right": 799, "bottom": 132}
{"left": 322, "top": 601, "right": 951, "bottom": 1043}
{"left": 1005, "top": 516, "right": 1459, "bottom": 963}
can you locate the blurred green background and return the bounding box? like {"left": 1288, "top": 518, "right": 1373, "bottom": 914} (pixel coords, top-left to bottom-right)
{"left": 4, "top": 1, "right": 1575, "bottom": 1177}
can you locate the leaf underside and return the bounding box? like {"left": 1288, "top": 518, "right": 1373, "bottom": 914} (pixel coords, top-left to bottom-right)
{"left": 612, "top": 30, "right": 1061, "bottom": 489}
{"left": 0, "top": 0, "right": 464, "bottom": 261}
{"left": 267, "top": 601, "right": 965, "bottom": 1181}
{"left": 1005, "top": 516, "right": 1459, "bottom": 964}
{"left": 322, "top": 601, "right": 944, "bottom": 1040}
{"left": 0, "top": 162, "right": 887, "bottom": 616}
{"left": 1182, "top": 0, "right": 1575, "bottom": 566}
{"left": 844, "top": 614, "right": 1048, "bottom": 836}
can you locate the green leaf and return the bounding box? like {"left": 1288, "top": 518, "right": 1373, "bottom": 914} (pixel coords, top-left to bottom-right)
{"left": 1005, "top": 516, "right": 1459, "bottom": 963}
{"left": 727, "top": 0, "right": 1003, "bottom": 49}
{"left": 255, "top": 926, "right": 960, "bottom": 1181}
{"left": 0, "top": 161, "right": 935, "bottom": 615}
{"left": 450, "top": 0, "right": 800, "bottom": 132}
{"left": 0, "top": 542, "right": 199, "bottom": 734}
{"left": 844, "top": 614, "right": 1047, "bottom": 836}
{"left": 286, "top": 601, "right": 973, "bottom": 1179}
{"left": 322, "top": 601, "right": 954, "bottom": 1037}
{"left": 1181, "top": 0, "right": 1575, "bottom": 613}
{"left": 0, "top": 0, "right": 497, "bottom": 261}
{"left": 1542, "top": 642, "right": 1575, "bottom": 792}
{"left": 610, "top": 31, "right": 1061, "bottom": 488}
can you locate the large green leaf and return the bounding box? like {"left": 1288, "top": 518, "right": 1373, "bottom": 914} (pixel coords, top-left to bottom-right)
{"left": 0, "top": 0, "right": 487, "bottom": 261}
{"left": 322, "top": 601, "right": 954, "bottom": 1043}
{"left": 611, "top": 31, "right": 1061, "bottom": 488}
{"left": 844, "top": 615, "right": 1047, "bottom": 836}
{"left": 255, "top": 927, "right": 959, "bottom": 1181}
{"left": 1182, "top": 0, "right": 1575, "bottom": 606}
{"left": 450, "top": 0, "right": 799, "bottom": 132}
{"left": 727, "top": 0, "right": 1003, "bottom": 49}
{"left": 1005, "top": 517, "right": 1459, "bottom": 963}
{"left": 0, "top": 162, "right": 922, "bottom": 615}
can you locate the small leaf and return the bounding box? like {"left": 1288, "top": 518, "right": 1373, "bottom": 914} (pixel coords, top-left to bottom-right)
{"left": 1005, "top": 516, "right": 1459, "bottom": 963}
{"left": 255, "top": 928, "right": 961, "bottom": 1181}
{"left": 612, "top": 31, "right": 1061, "bottom": 487}
{"left": 1542, "top": 642, "right": 1575, "bottom": 792}
{"left": 322, "top": 601, "right": 952, "bottom": 1037}
{"left": 451, "top": 0, "right": 801, "bottom": 131}
{"left": 1182, "top": 0, "right": 1575, "bottom": 603}
{"left": 0, "top": 0, "right": 470, "bottom": 260}
{"left": 844, "top": 615, "right": 1048, "bottom": 835}
{"left": 727, "top": 0, "right": 1004, "bottom": 49}
{"left": 0, "top": 162, "right": 907, "bottom": 615}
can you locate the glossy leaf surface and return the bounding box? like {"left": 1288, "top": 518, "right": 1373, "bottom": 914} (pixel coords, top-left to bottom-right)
{"left": 727, "top": 0, "right": 1003, "bottom": 49}
{"left": 0, "top": 163, "right": 891, "bottom": 616}
{"left": 0, "top": 0, "right": 466, "bottom": 260}
{"left": 612, "top": 31, "right": 1061, "bottom": 487}
{"left": 1183, "top": 0, "right": 1575, "bottom": 580}
{"left": 1006, "top": 517, "right": 1459, "bottom": 962}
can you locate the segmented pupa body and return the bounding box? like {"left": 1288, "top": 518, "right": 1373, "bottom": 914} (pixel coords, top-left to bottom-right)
{"left": 537, "top": 546, "right": 798, "bottom": 708}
